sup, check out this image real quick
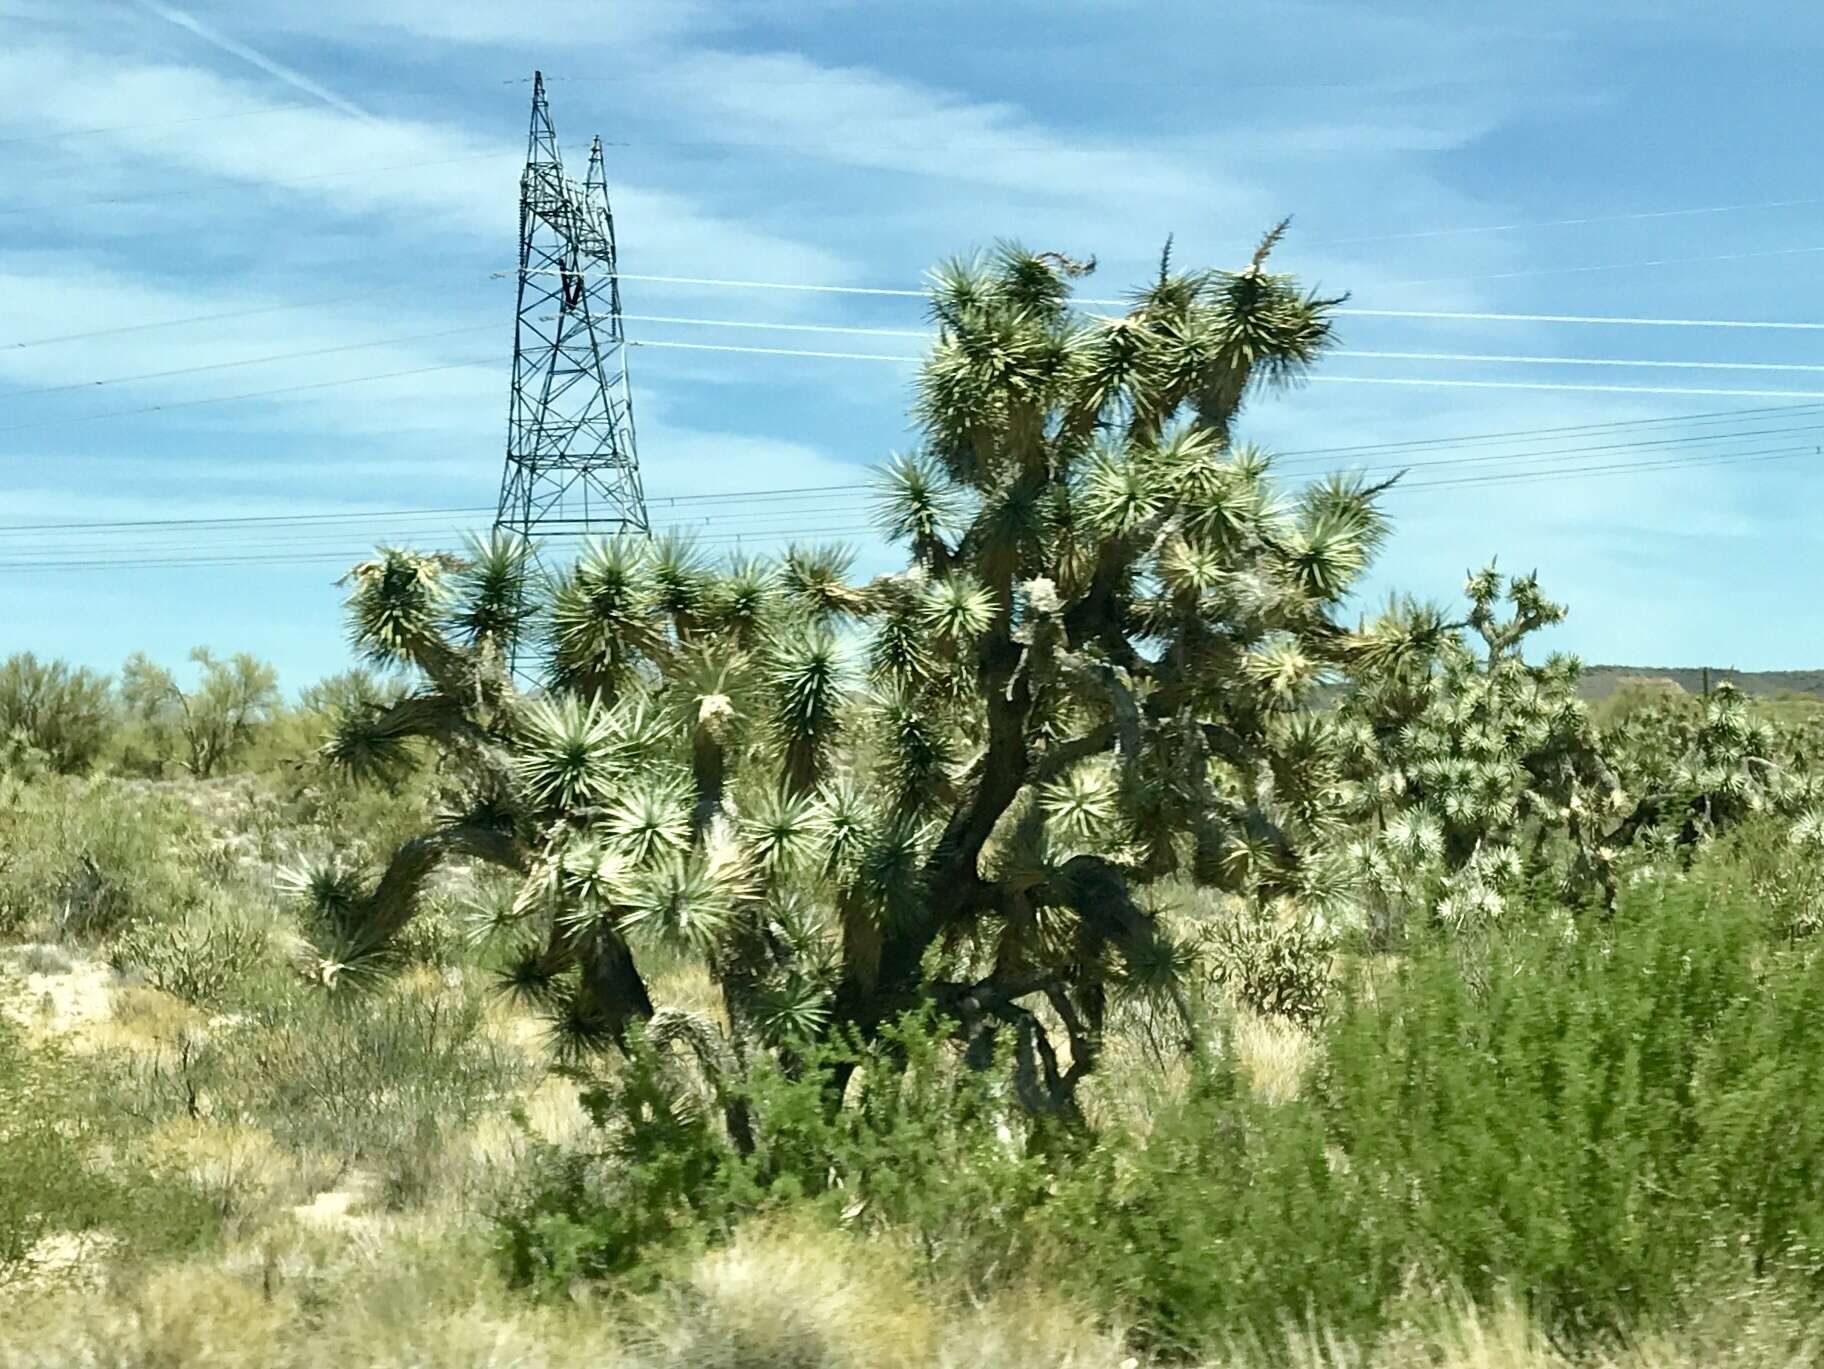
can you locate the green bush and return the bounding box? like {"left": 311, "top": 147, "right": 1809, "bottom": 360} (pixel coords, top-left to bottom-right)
{"left": 0, "top": 996, "right": 216, "bottom": 1284}
{"left": 0, "top": 776, "right": 213, "bottom": 940}
{"left": 1051, "top": 876, "right": 1824, "bottom": 1357}
{"left": 119, "top": 975, "right": 533, "bottom": 1209}
{"left": 1197, "top": 902, "right": 1335, "bottom": 1026}
{"left": 107, "top": 902, "right": 270, "bottom": 1007}
{"left": 494, "top": 1014, "right": 1049, "bottom": 1294}
{"left": 0, "top": 653, "right": 114, "bottom": 777}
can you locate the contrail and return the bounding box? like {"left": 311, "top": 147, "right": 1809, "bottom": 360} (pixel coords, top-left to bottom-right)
{"left": 134, "top": 0, "right": 372, "bottom": 122}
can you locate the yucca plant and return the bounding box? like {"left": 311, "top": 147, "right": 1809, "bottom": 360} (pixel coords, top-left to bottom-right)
{"left": 1602, "top": 682, "right": 1796, "bottom": 851}
{"left": 1335, "top": 567, "right": 1622, "bottom": 940}
{"left": 305, "top": 234, "right": 1403, "bottom": 1119}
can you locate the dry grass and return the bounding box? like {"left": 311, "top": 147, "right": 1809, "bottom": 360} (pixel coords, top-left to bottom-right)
{"left": 145, "top": 1118, "right": 323, "bottom": 1230}
{"left": 1, "top": 1212, "right": 1816, "bottom": 1369}
{"left": 1230, "top": 1006, "right": 1316, "bottom": 1104}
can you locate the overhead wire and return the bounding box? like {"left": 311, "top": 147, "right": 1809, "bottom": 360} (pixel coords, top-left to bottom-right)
{"left": 1381, "top": 241, "right": 1824, "bottom": 288}
{"left": 621, "top": 337, "right": 1824, "bottom": 403}
{"left": 1307, "top": 196, "right": 1824, "bottom": 246}
{"left": 3, "top": 500, "right": 885, "bottom": 558}
{"left": 602, "top": 272, "right": 1824, "bottom": 331}
{"left": 14, "top": 311, "right": 1824, "bottom": 412}
{"left": 12, "top": 424, "right": 1812, "bottom": 574}
{"left": 0, "top": 323, "right": 498, "bottom": 400}
{"left": 11, "top": 419, "right": 1819, "bottom": 565}
{"left": 0, "top": 483, "right": 872, "bottom": 536}
{"left": 0, "top": 523, "right": 885, "bottom": 574}
{"left": 7, "top": 408, "right": 1822, "bottom": 547}
{"left": 0, "top": 150, "right": 518, "bottom": 218}
{"left": 10, "top": 269, "right": 1821, "bottom": 359}
{"left": 0, "top": 358, "right": 496, "bottom": 435}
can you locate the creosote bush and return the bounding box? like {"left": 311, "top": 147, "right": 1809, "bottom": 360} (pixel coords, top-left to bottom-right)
{"left": 0, "top": 775, "right": 215, "bottom": 940}
{"left": 0, "top": 996, "right": 217, "bottom": 1285}
{"left": 1050, "top": 875, "right": 1824, "bottom": 1357}
{"left": 495, "top": 1012, "right": 1047, "bottom": 1295}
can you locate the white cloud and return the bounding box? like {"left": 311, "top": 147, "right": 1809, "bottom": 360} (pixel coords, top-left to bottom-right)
{"left": 0, "top": 39, "right": 856, "bottom": 287}
{"left": 133, "top": 0, "right": 373, "bottom": 121}
{"left": 636, "top": 48, "right": 1246, "bottom": 208}
{"left": 260, "top": 0, "right": 720, "bottom": 48}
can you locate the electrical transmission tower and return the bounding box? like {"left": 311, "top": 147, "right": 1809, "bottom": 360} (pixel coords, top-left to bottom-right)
{"left": 496, "top": 71, "right": 649, "bottom": 553}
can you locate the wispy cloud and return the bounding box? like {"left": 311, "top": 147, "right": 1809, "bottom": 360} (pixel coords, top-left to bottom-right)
{"left": 132, "top": 0, "right": 373, "bottom": 121}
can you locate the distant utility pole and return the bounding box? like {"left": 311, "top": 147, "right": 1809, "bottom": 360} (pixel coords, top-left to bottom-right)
{"left": 496, "top": 71, "right": 650, "bottom": 558}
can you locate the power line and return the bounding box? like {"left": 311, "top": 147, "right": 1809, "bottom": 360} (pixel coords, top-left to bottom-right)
{"left": 625, "top": 314, "right": 926, "bottom": 339}
{"left": 0, "top": 522, "right": 884, "bottom": 574}
{"left": 606, "top": 272, "right": 1824, "bottom": 332}
{"left": 0, "top": 324, "right": 497, "bottom": 400}
{"left": 13, "top": 271, "right": 1820, "bottom": 360}
{"left": 0, "top": 505, "right": 487, "bottom": 534}
{"left": 0, "top": 484, "right": 872, "bottom": 536}
{"left": 1286, "top": 421, "right": 1824, "bottom": 478}
{"left": 1400, "top": 443, "right": 1815, "bottom": 492}
{"left": 10, "top": 405, "right": 1820, "bottom": 541}
{"left": 15, "top": 420, "right": 1817, "bottom": 559}
{"left": 625, "top": 337, "right": 1824, "bottom": 402}
{"left": 0, "top": 83, "right": 488, "bottom": 149}
{"left": 0, "top": 101, "right": 329, "bottom": 147}
{"left": 1341, "top": 351, "right": 1824, "bottom": 376}
{"left": 1311, "top": 375, "right": 1824, "bottom": 402}
{"left": 631, "top": 339, "right": 919, "bottom": 364}
{"left": 0, "top": 358, "right": 495, "bottom": 435}
{"left": 1, "top": 280, "right": 477, "bottom": 351}
{"left": 1386, "top": 242, "right": 1824, "bottom": 289}
{"left": 13, "top": 431, "right": 1813, "bottom": 573}
{"left": 1270, "top": 400, "right": 1824, "bottom": 460}
{"left": 20, "top": 423, "right": 1806, "bottom": 555}
{"left": 3, "top": 502, "right": 883, "bottom": 558}
{"left": 18, "top": 311, "right": 1824, "bottom": 411}
{"left": 1331, "top": 307, "right": 1824, "bottom": 332}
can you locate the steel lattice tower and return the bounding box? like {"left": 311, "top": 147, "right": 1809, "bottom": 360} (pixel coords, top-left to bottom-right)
{"left": 496, "top": 71, "right": 649, "bottom": 550}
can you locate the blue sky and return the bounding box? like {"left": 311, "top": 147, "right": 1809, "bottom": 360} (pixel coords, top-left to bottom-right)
{"left": 4, "top": 0, "right": 1824, "bottom": 690}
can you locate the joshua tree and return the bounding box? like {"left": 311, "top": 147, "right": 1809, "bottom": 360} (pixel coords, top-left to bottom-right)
{"left": 1602, "top": 681, "right": 1800, "bottom": 850}
{"left": 303, "top": 232, "right": 1395, "bottom": 1119}
{"left": 1335, "top": 569, "right": 1626, "bottom": 936}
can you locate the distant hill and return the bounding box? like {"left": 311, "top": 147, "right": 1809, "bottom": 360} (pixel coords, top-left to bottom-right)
{"left": 1578, "top": 667, "right": 1824, "bottom": 702}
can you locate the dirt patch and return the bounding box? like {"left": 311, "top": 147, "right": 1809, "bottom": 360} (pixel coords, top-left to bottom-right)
{"left": 2, "top": 948, "right": 117, "bottom": 1042}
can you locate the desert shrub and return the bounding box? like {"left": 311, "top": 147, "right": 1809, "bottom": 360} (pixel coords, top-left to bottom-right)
{"left": 1195, "top": 901, "right": 1335, "bottom": 1025}
{"left": 120, "top": 975, "right": 533, "bottom": 1210}
{"left": 0, "top": 775, "right": 212, "bottom": 939}
{"left": 108, "top": 901, "right": 270, "bottom": 1006}
{"left": 1050, "top": 875, "right": 1824, "bottom": 1358}
{"left": 0, "top": 653, "right": 115, "bottom": 776}
{"left": 390, "top": 889, "right": 468, "bottom": 971}
{"left": 1697, "top": 812, "right": 1824, "bottom": 941}
{"left": 117, "top": 648, "right": 281, "bottom": 779}
{"left": 494, "top": 1013, "right": 1048, "bottom": 1294}
{"left": 0, "top": 998, "right": 216, "bottom": 1284}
